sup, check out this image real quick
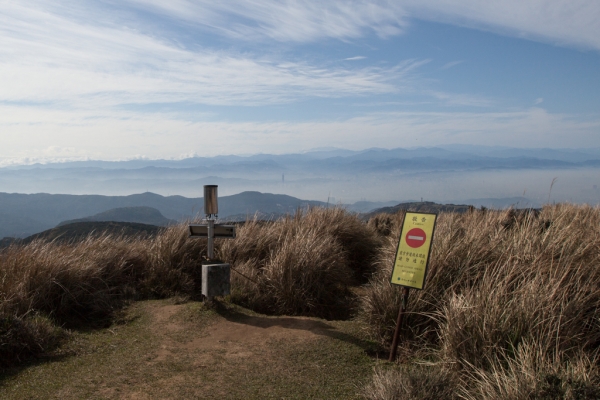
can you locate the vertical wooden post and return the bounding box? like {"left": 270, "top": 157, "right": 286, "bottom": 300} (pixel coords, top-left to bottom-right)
{"left": 388, "top": 286, "right": 410, "bottom": 362}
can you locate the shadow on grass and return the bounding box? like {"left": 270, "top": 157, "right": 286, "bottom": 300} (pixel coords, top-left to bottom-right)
{"left": 212, "top": 300, "right": 384, "bottom": 358}
{"left": 0, "top": 352, "right": 74, "bottom": 384}
{"left": 0, "top": 310, "right": 141, "bottom": 383}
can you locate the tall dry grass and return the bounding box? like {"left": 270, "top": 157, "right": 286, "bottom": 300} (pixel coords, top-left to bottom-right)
{"left": 219, "top": 207, "right": 382, "bottom": 319}
{"left": 0, "top": 223, "right": 207, "bottom": 367}
{"left": 361, "top": 204, "right": 600, "bottom": 399}
{"left": 363, "top": 365, "right": 458, "bottom": 400}
{"left": 1, "top": 207, "right": 378, "bottom": 366}
{"left": 3, "top": 202, "right": 599, "bottom": 398}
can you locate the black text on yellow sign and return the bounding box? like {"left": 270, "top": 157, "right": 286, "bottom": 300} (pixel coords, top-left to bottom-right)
{"left": 390, "top": 212, "right": 437, "bottom": 290}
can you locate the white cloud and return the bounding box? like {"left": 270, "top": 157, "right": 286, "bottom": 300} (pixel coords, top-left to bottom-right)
{"left": 124, "top": 1, "right": 600, "bottom": 51}
{"left": 534, "top": 98, "right": 544, "bottom": 105}
{"left": 0, "top": 2, "right": 422, "bottom": 109}
{"left": 403, "top": 0, "right": 600, "bottom": 51}
{"left": 344, "top": 56, "right": 367, "bottom": 61}
{"left": 428, "top": 91, "right": 493, "bottom": 107}
{"left": 440, "top": 60, "right": 464, "bottom": 70}
{"left": 127, "top": 0, "right": 410, "bottom": 42}
{"left": 2, "top": 1, "right": 594, "bottom": 113}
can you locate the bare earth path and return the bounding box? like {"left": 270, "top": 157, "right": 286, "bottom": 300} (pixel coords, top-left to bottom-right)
{"left": 1, "top": 299, "right": 380, "bottom": 399}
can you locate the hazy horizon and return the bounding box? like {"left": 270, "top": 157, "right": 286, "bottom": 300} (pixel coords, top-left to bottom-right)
{"left": 3, "top": 144, "right": 600, "bottom": 168}
{"left": 1, "top": 169, "right": 592, "bottom": 207}
{"left": 1, "top": 145, "right": 599, "bottom": 207}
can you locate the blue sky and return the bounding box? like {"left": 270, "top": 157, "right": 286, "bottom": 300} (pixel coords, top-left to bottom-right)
{"left": 1, "top": 0, "right": 599, "bottom": 165}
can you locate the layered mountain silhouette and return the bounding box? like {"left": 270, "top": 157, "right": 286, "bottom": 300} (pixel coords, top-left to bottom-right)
{"left": 362, "top": 201, "right": 472, "bottom": 219}
{"left": 2, "top": 146, "right": 598, "bottom": 202}
{"left": 0, "top": 187, "right": 547, "bottom": 240}
{"left": 13, "top": 221, "right": 163, "bottom": 246}
{"left": 57, "top": 206, "right": 176, "bottom": 227}
{"left": 0, "top": 191, "right": 326, "bottom": 239}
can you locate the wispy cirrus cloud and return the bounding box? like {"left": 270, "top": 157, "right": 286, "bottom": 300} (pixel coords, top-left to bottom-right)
{"left": 428, "top": 91, "right": 494, "bottom": 107}
{"left": 125, "top": 1, "right": 600, "bottom": 51}
{"left": 0, "top": 1, "right": 422, "bottom": 110}
{"left": 127, "top": 0, "right": 409, "bottom": 42}
{"left": 3, "top": 1, "right": 595, "bottom": 112}
{"left": 403, "top": 0, "right": 600, "bottom": 51}
{"left": 440, "top": 60, "right": 464, "bottom": 70}
{"left": 124, "top": 1, "right": 600, "bottom": 51}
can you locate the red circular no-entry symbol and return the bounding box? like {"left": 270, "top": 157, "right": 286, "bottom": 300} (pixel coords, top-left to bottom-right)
{"left": 406, "top": 228, "right": 426, "bottom": 248}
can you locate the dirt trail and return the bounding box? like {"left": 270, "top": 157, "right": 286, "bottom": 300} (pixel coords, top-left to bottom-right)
{"left": 113, "top": 302, "right": 343, "bottom": 399}
{"left": 148, "top": 303, "right": 330, "bottom": 362}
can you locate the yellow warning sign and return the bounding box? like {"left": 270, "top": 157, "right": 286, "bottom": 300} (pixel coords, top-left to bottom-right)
{"left": 390, "top": 212, "right": 437, "bottom": 290}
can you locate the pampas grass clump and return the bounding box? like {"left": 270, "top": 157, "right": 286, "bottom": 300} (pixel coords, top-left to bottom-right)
{"left": 219, "top": 207, "right": 382, "bottom": 319}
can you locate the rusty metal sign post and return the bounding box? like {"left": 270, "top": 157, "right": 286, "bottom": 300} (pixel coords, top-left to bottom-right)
{"left": 388, "top": 212, "right": 437, "bottom": 362}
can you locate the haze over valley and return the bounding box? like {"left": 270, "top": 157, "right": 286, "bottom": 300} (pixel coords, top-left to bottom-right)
{"left": 3, "top": 145, "right": 599, "bottom": 207}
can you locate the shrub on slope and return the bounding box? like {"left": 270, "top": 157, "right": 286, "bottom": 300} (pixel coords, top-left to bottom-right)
{"left": 0, "top": 314, "right": 65, "bottom": 368}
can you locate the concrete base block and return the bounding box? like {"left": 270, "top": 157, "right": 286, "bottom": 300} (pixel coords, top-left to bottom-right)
{"left": 202, "top": 263, "right": 231, "bottom": 299}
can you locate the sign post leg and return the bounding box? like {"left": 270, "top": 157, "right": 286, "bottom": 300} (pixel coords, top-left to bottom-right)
{"left": 388, "top": 287, "right": 410, "bottom": 362}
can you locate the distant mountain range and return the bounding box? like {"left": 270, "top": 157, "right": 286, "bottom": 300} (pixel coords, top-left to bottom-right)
{"left": 7, "top": 145, "right": 600, "bottom": 170}
{"left": 3, "top": 146, "right": 594, "bottom": 240}
{"left": 0, "top": 191, "right": 326, "bottom": 239}
{"left": 0, "top": 196, "right": 546, "bottom": 249}
{"left": 1, "top": 146, "right": 599, "bottom": 204}
{"left": 0, "top": 188, "right": 544, "bottom": 241}
{"left": 362, "top": 201, "right": 473, "bottom": 219}
{"left": 362, "top": 197, "right": 544, "bottom": 218}
{"left": 57, "top": 206, "right": 176, "bottom": 227}
{"left": 1, "top": 221, "right": 164, "bottom": 248}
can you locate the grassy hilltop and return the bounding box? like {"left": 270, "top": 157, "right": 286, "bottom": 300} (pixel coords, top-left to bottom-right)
{"left": 1, "top": 205, "right": 599, "bottom": 399}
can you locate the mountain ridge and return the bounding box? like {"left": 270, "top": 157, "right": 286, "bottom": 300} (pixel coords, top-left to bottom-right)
{"left": 2, "top": 146, "right": 598, "bottom": 205}
{"left": 57, "top": 206, "right": 176, "bottom": 227}
{"left": 0, "top": 191, "right": 326, "bottom": 239}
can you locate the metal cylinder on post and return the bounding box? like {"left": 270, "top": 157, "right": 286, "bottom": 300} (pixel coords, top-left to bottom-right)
{"left": 204, "top": 185, "right": 218, "bottom": 216}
